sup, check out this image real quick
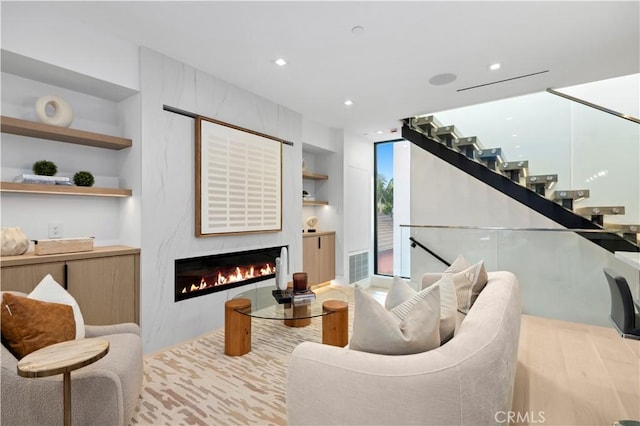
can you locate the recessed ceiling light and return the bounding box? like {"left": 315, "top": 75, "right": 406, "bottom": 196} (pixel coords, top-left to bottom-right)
{"left": 274, "top": 58, "right": 287, "bottom": 67}
{"left": 512, "top": 134, "right": 518, "bottom": 137}
{"left": 489, "top": 63, "right": 501, "bottom": 71}
{"left": 505, "top": 117, "right": 513, "bottom": 120}
{"left": 344, "top": 99, "right": 353, "bottom": 106}
{"left": 376, "top": 130, "right": 384, "bottom": 134}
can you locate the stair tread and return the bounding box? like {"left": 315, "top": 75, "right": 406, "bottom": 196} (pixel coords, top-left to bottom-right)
{"left": 550, "top": 190, "right": 590, "bottom": 200}
{"left": 575, "top": 206, "right": 625, "bottom": 215}
{"left": 500, "top": 160, "right": 529, "bottom": 170}
{"left": 454, "top": 136, "right": 481, "bottom": 148}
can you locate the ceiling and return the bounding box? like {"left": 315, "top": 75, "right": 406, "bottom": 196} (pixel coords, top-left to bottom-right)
{"left": 13, "top": 1, "right": 640, "bottom": 141}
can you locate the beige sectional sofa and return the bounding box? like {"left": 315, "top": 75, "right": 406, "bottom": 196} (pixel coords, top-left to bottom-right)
{"left": 287, "top": 271, "right": 521, "bottom": 425}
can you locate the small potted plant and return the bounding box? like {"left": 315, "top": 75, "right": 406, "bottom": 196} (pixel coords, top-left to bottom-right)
{"left": 32, "top": 160, "right": 57, "bottom": 176}
{"left": 73, "top": 171, "right": 95, "bottom": 187}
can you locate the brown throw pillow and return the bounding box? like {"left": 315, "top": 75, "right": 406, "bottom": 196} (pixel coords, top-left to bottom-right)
{"left": 1, "top": 292, "right": 75, "bottom": 359}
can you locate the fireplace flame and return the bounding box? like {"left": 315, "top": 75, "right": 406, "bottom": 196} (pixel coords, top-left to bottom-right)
{"left": 182, "top": 262, "right": 276, "bottom": 295}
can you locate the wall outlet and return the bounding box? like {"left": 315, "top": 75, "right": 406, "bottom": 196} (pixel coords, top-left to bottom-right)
{"left": 48, "top": 223, "right": 63, "bottom": 239}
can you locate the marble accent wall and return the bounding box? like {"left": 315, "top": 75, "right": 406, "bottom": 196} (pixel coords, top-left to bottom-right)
{"left": 140, "top": 48, "right": 302, "bottom": 353}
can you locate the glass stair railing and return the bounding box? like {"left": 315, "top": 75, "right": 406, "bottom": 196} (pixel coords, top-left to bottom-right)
{"left": 398, "top": 225, "right": 640, "bottom": 328}
{"left": 402, "top": 88, "right": 640, "bottom": 250}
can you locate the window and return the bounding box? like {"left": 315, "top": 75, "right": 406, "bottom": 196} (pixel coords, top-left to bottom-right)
{"left": 374, "top": 140, "right": 398, "bottom": 275}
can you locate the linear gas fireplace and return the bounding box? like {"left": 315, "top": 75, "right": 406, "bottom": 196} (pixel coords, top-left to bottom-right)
{"left": 175, "top": 246, "right": 286, "bottom": 302}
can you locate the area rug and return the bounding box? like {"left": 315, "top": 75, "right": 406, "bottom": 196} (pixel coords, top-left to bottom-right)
{"left": 130, "top": 287, "right": 354, "bottom": 426}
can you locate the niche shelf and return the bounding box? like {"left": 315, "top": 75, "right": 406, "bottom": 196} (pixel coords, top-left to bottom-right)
{"left": 1, "top": 116, "right": 132, "bottom": 150}
{"left": 303, "top": 200, "right": 329, "bottom": 206}
{"left": 302, "top": 169, "right": 329, "bottom": 205}
{"left": 1, "top": 115, "right": 133, "bottom": 197}
{"left": 0, "top": 182, "right": 132, "bottom": 198}
{"left": 303, "top": 171, "right": 328, "bottom": 181}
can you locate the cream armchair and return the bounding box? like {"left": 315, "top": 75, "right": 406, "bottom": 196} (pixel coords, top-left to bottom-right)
{"left": 1, "top": 293, "right": 143, "bottom": 426}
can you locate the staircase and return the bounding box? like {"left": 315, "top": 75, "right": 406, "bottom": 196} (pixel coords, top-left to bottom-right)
{"left": 402, "top": 116, "right": 639, "bottom": 253}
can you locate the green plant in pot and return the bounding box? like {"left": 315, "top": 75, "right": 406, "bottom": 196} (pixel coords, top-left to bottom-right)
{"left": 32, "top": 160, "right": 57, "bottom": 176}
{"left": 73, "top": 171, "right": 95, "bottom": 187}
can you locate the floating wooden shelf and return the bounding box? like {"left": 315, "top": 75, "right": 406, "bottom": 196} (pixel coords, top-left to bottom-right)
{"left": 303, "top": 171, "right": 328, "bottom": 181}
{"left": 1, "top": 116, "right": 132, "bottom": 150}
{"left": 303, "top": 200, "right": 329, "bottom": 206}
{"left": 1, "top": 182, "right": 132, "bottom": 198}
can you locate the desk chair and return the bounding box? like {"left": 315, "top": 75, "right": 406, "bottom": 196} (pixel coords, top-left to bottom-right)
{"left": 603, "top": 268, "right": 640, "bottom": 339}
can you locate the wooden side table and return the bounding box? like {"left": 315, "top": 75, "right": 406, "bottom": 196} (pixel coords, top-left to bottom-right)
{"left": 225, "top": 298, "right": 252, "bottom": 356}
{"left": 17, "top": 338, "right": 110, "bottom": 426}
{"left": 322, "top": 300, "right": 348, "bottom": 347}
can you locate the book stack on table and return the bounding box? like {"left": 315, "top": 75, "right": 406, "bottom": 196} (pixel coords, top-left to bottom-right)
{"left": 288, "top": 289, "right": 316, "bottom": 303}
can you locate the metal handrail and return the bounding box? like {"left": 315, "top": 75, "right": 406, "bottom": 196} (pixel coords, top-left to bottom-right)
{"left": 546, "top": 88, "right": 640, "bottom": 125}
{"left": 400, "top": 224, "right": 627, "bottom": 233}
{"left": 408, "top": 236, "right": 451, "bottom": 267}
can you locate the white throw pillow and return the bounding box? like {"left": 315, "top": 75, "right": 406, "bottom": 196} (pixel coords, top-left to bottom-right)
{"left": 387, "top": 274, "right": 456, "bottom": 343}
{"left": 448, "top": 260, "right": 488, "bottom": 311}
{"left": 384, "top": 276, "right": 416, "bottom": 310}
{"left": 445, "top": 255, "right": 470, "bottom": 273}
{"left": 350, "top": 285, "right": 440, "bottom": 355}
{"left": 421, "top": 274, "right": 457, "bottom": 343}
{"left": 28, "top": 274, "right": 85, "bottom": 339}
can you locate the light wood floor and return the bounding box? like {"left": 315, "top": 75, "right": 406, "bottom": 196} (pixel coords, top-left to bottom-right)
{"left": 513, "top": 314, "right": 640, "bottom": 425}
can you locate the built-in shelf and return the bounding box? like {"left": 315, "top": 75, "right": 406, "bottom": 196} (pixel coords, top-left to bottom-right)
{"left": 303, "top": 200, "right": 329, "bottom": 206}
{"left": 1, "top": 116, "right": 132, "bottom": 150}
{"left": 303, "top": 171, "right": 328, "bottom": 181}
{"left": 0, "top": 182, "right": 132, "bottom": 198}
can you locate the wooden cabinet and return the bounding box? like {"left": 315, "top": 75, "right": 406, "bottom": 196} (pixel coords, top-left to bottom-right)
{"left": 0, "top": 246, "right": 140, "bottom": 325}
{"left": 303, "top": 232, "right": 335, "bottom": 286}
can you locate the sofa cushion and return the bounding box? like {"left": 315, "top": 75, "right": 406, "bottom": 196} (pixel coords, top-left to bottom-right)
{"left": 450, "top": 260, "right": 488, "bottom": 311}
{"left": 1, "top": 292, "right": 75, "bottom": 359}
{"left": 350, "top": 285, "right": 440, "bottom": 355}
{"left": 388, "top": 275, "right": 457, "bottom": 343}
{"left": 384, "top": 276, "right": 416, "bottom": 310}
{"left": 446, "top": 255, "right": 470, "bottom": 273}
{"left": 28, "top": 274, "right": 85, "bottom": 339}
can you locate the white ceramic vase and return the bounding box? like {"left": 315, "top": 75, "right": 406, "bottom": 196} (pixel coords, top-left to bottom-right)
{"left": 35, "top": 95, "right": 74, "bottom": 127}
{"left": 277, "top": 246, "right": 288, "bottom": 290}
{"left": 1, "top": 227, "right": 29, "bottom": 256}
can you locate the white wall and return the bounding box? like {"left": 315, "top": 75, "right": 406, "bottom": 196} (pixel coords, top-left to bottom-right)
{"left": 342, "top": 130, "right": 374, "bottom": 284}
{"left": 1, "top": 2, "right": 139, "bottom": 92}
{"left": 139, "top": 48, "right": 303, "bottom": 352}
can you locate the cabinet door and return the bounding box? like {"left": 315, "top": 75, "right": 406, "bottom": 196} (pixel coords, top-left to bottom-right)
{"left": 302, "top": 236, "right": 320, "bottom": 286}
{"left": 303, "top": 234, "right": 335, "bottom": 286}
{"left": 0, "top": 262, "right": 65, "bottom": 293}
{"left": 66, "top": 255, "right": 135, "bottom": 325}
{"left": 317, "top": 234, "right": 335, "bottom": 284}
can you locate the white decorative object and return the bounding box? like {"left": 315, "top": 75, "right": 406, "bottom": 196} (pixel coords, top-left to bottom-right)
{"left": 277, "top": 246, "right": 288, "bottom": 290}
{"left": 305, "top": 216, "right": 318, "bottom": 230}
{"left": 35, "top": 95, "right": 74, "bottom": 127}
{"left": 28, "top": 274, "right": 85, "bottom": 339}
{"left": 1, "top": 227, "right": 29, "bottom": 256}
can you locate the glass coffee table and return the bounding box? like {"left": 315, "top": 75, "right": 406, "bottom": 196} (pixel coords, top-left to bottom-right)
{"left": 224, "top": 285, "right": 349, "bottom": 356}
